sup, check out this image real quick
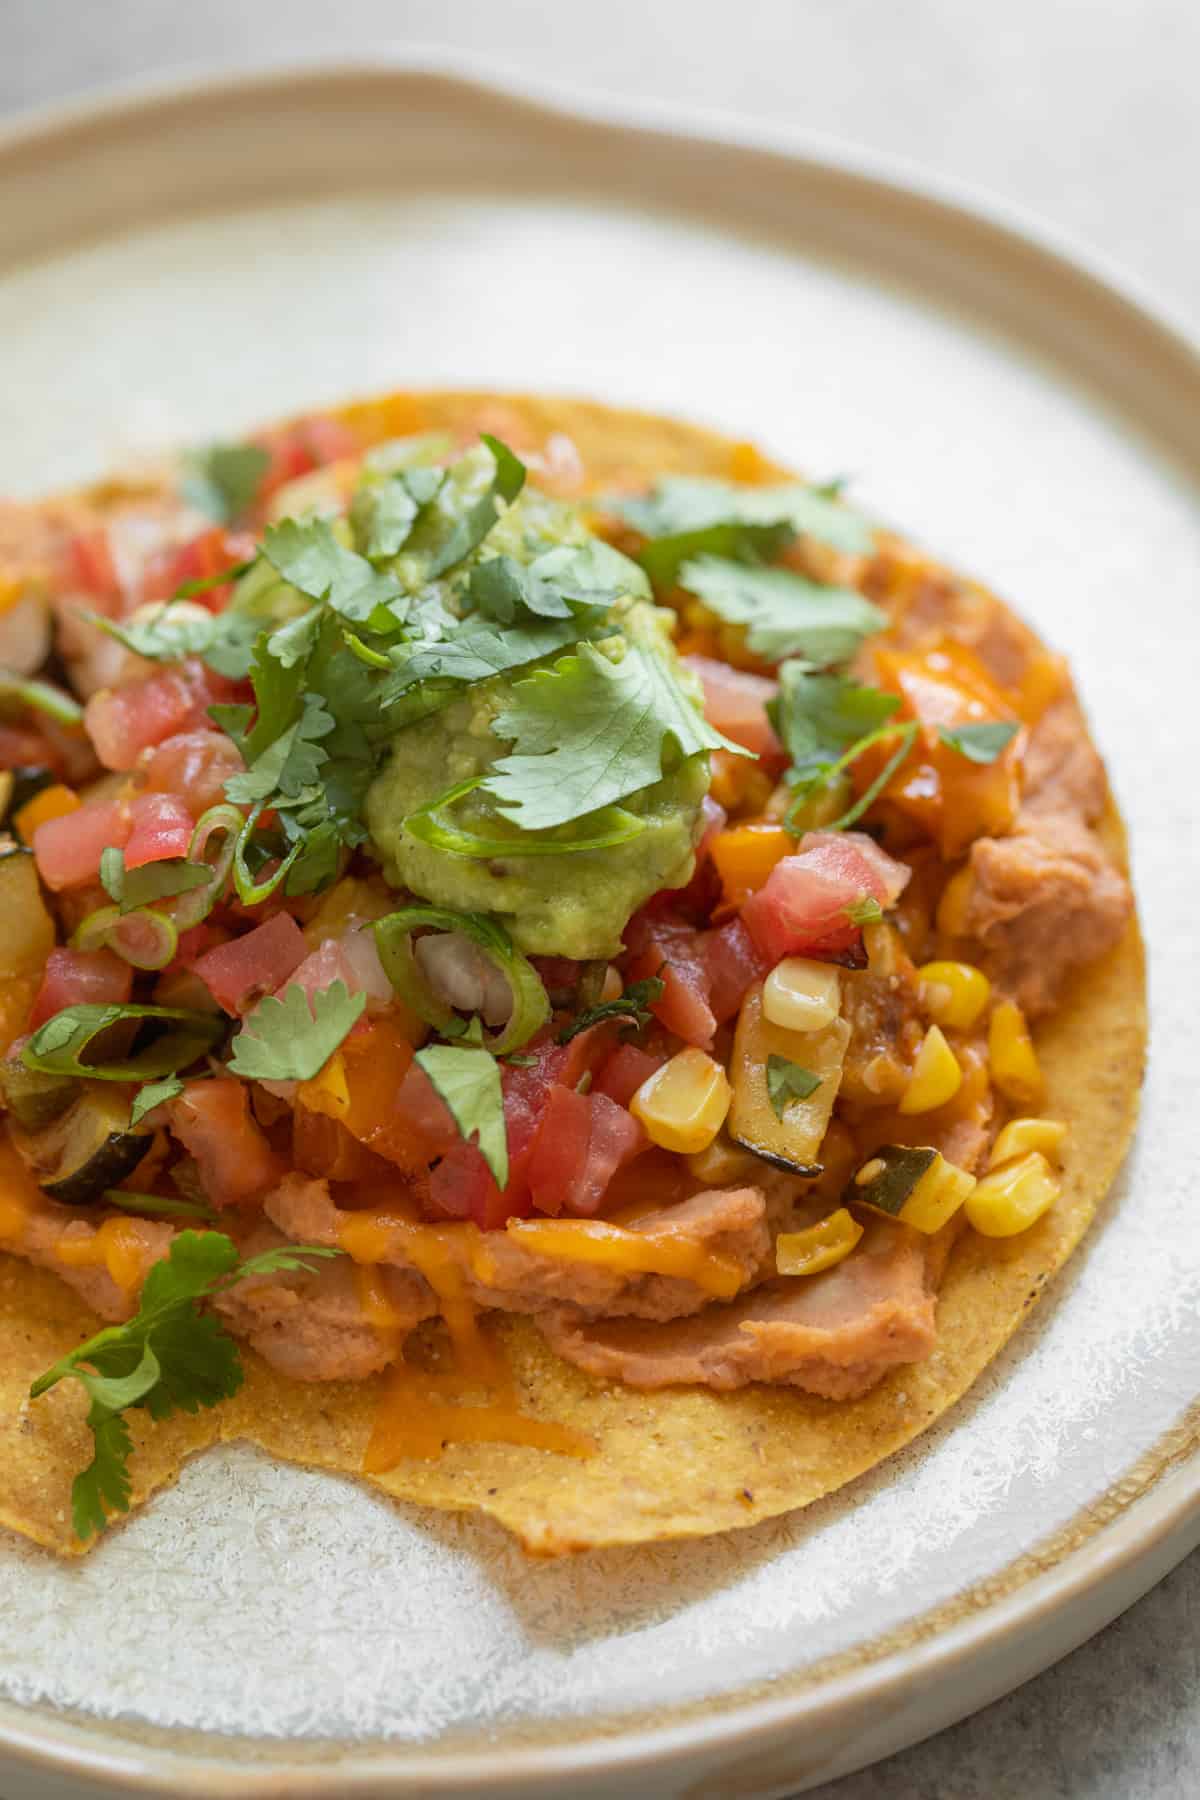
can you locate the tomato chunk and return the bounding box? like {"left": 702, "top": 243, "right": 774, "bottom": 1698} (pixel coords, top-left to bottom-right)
{"left": 33, "top": 796, "right": 131, "bottom": 891}
{"left": 144, "top": 729, "right": 244, "bottom": 814}
{"left": 85, "top": 660, "right": 233, "bottom": 771}
{"left": 193, "top": 912, "right": 307, "bottom": 1014}
{"left": 169, "top": 1079, "right": 284, "bottom": 1206}
{"left": 740, "top": 831, "right": 909, "bottom": 963}
{"left": 28, "top": 947, "right": 132, "bottom": 1029}
{"left": 593, "top": 1042, "right": 667, "bottom": 1108}
{"left": 124, "top": 793, "right": 194, "bottom": 869}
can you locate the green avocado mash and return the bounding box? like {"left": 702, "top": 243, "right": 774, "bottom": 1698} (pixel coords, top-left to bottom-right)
{"left": 363, "top": 470, "right": 712, "bottom": 957}
{"left": 365, "top": 669, "right": 710, "bottom": 959}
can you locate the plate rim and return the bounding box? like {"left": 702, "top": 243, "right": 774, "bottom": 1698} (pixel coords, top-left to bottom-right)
{"left": 0, "top": 50, "right": 1196, "bottom": 1799}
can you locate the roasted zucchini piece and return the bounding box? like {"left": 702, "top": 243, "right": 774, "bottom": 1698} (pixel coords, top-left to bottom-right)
{"left": 728, "top": 982, "right": 850, "bottom": 1176}
{"left": 0, "top": 1054, "right": 77, "bottom": 1132}
{"left": 846, "top": 1144, "right": 976, "bottom": 1234}
{"left": 11, "top": 1087, "right": 150, "bottom": 1206}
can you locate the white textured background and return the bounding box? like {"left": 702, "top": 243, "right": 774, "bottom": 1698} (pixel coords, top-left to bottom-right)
{"left": 3, "top": 5, "right": 1198, "bottom": 1799}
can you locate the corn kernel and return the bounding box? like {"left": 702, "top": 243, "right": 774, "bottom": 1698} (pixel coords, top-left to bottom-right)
{"left": 900, "top": 1155, "right": 976, "bottom": 1233}
{"left": 631, "top": 1047, "right": 732, "bottom": 1154}
{"left": 966, "top": 1150, "right": 1060, "bottom": 1237}
{"left": 989, "top": 1116, "right": 1067, "bottom": 1168}
{"left": 936, "top": 864, "right": 973, "bottom": 936}
{"left": 918, "top": 960, "right": 991, "bottom": 1030}
{"left": 687, "top": 1136, "right": 762, "bottom": 1187}
{"left": 898, "top": 1025, "right": 962, "bottom": 1114}
{"left": 763, "top": 957, "right": 841, "bottom": 1032}
{"left": 988, "top": 1001, "right": 1043, "bottom": 1105}
{"left": 776, "top": 1208, "right": 863, "bottom": 1277}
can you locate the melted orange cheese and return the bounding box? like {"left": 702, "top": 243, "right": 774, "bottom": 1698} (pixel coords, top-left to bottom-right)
{"left": 55, "top": 1217, "right": 145, "bottom": 1299}
{"left": 0, "top": 1135, "right": 41, "bottom": 1242}
{"left": 362, "top": 1362, "right": 594, "bottom": 1473}
{"left": 503, "top": 1218, "right": 745, "bottom": 1299}
{"left": 337, "top": 1209, "right": 504, "bottom": 1385}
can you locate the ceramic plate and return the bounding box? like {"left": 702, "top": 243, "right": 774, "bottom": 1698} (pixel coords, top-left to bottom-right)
{"left": 0, "top": 57, "right": 1197, "bottom": 1800}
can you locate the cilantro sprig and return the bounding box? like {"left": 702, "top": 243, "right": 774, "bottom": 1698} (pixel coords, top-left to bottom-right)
{"left": 938, "top": 721, "right": 1019, "bottom": 764}
{"left": 558, "top": 976, "right": 665, "bottom": 1044}
{"left": 227, "top": 980, "right": 366, "bottom": 1082}
{"left": 30, "top": 1231, "right": 340, "bottom": 1540}
{"left": 414, "top": 1043, "right": 508, "bottom": 1186}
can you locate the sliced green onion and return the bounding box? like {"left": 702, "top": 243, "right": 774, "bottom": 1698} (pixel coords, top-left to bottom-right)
{"left": 170, "top": 803, "right": 242, "bottom": 927}
{"left": 72, "top": 903, "right": 179, "bottom": 970}
{"left": 404, "top": 776, "right": 647, "bottom": 860}
{"left": 0, "top": 669, "right": 84, "bottom": 728}
{"left": 21, "top": 1004, "right": 224, "bottom": 1081}
{"left": 103, "top": 1189, "right": 219, "bottom": 1223}
{"left": 373, "top": 905, "right": 550, "bottom": 1056}
{"left": 232, "top": 803, "right": 303, "bottom": 906}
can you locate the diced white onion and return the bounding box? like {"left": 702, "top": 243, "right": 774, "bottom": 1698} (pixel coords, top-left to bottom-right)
{"left": 414, "top": 931, "right": 513, "bottom": 1027}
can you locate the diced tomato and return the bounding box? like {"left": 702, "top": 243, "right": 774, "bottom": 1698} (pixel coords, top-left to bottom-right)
{"left": 524, "top": 1084, "right": 591, "bottom": 1215}
{"left": 626, "top": 917, "right": 716, "bottom": 1048}
{"left": 683, "top": 655, "right": 783, "bottom": 760}
{"left": 740, "top": 830, "right": 909, "bottom": 964}
{"left": 33, "top": 795, "right": 131, "bottom": 891}
{"left": 123, "top": 792, "right": 194, "bottom": 868}
{"left": 698, "top": 915, "right": 771, "bottom": 1023}
{"left": 169, "top": 1078, "right": 284, "bottom": 1205}
{"left": 85, "top": 659, "right": 234, "bottom": 772}
{"left": 252, "top": 416, "right": 361, "bottom": 501}
{"left": 525, "top": 1086, "right": 645, "bottom": 1217}
{"left": 193, "top": 911, "right": 306, "bottom": 1014}
{"left": 140, "top": 527, "right": 257, "bottom": 612}
{"left": 173, "top": 922, "right": 225, "bottom": 965}
{"left": 143, "top": 728, "right": 245, "bottom": 815}
{"left": 594, "top": 1042, "right": 667, "bottom": 1108}
{"left": 61, "top": 529, "right": 121, "bottom": 607}
{"left": 28, "top": 947, "right": 132, "bottom": 1029}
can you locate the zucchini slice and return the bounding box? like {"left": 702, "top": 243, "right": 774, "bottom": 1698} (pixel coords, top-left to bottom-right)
{"left": 0, "top": 1054, "right": 77, "bottom": 1132}
{"left": 728, "top": 982, "right": 850, "bottom": 1177}
{"left": 845, "top": 1144, "right": 976, "bottom": 1234}
{"left": 0, "top": 842, "right": 56, "bottom": 987}
{"left": 11, "top": 1088, "right": 150, "bottom": 1207}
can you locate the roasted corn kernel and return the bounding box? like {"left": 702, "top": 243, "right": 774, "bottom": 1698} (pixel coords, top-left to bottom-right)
{"left": 849, "top": 1144, "right": 976, "bottom": 1233}
{"left": 687, "top": 1135, "right": 762, "bottom": 1187}
{"left": 989, "top": 1116, "right": 1066, "bottom": 1168}
{"left": 935, "top": 864, "right": 973, "bottom": 936}
{"left": 917, "top": 960, "right": 991, "bottom": 1031}
{"left": 631, "top": 1047, "right": 732, "bottom": 1154}
{"left": 965, "top": 1150, "right": 1060, "bottom": 1237}
{"left": 762, "top": 957, "right": 842, "bottom": 1032}
{"left": 776, "top": 1208, "right": 863, "bottom": 1277}
{"left": 988, "top": 1001, "right": 1043, "bottom": 1104}
{"left": 898, "top": 1025, "right": 962, "bottom": 1114}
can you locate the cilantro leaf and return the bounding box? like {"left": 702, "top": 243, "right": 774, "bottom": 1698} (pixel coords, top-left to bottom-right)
{"left": 350, "top": 475, "right": 421, "bottom": 559}
{"left": 99, "top": 849, "right": 211, "bottom": 916}
{"left": 469, "top": 555, "right": 574, "bottom": 621}
{"left": 679, "top": 557, "right": 886, "bottom": 664}
{"left": 938, "top": 721, "right": 1020, "bottom": 764}
{"left": 29, "top": 1229, "right": 339, "bottom": 1539}
{"left": 414, "top": 1043, "right": 508, "bottom": 1186}
{"left": 558, "top": 976, "right": 664, "bottom": 1044}
{"left": 227, "top": 979, "right": 366, "bottom": 1081}
{"left": 639, "top": 519, "right": 795, "bottom": 591}
{"left": 846, "top": 896, "right": 883, "bottom": 926}
{"left": 181, "top": 444, "right": 270, "bottom": 523}
{"left": 409, "top": 434, "right": 525, "bottom": 580}
{"left": 262, "top": 518, "right": 403, "bottom": 624}
{"left": 129, "top": 1076, "right": 184, "bottom": 1127}
{"left": 766, "top": 1055, "right": 821, "bottom": 1119}
{"left": 88, "top": 605, "right": 218, "bottom": 664}
{"left": 391, "top": 612, "right": 589, "bottom": 689}
{"left": 483, "top": 641, "right": 743, "bottom": 832}
{"left": 224, "top": 691, "right": 334, "bottom": 806}
{"left": 771, "top": 664, "right": 900, "bottom": 793}
{"left": 619, "top": 474, "right": 874, "bottom": 555}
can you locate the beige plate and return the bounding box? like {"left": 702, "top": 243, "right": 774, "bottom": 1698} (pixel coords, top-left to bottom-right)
{"left": 0, "top": 54, "right": 1197, "bottom": 1800}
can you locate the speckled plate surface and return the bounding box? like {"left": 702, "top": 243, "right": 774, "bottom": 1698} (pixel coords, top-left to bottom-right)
{"left": 0, "top": 57, "right": 1197, "bottom": 1800}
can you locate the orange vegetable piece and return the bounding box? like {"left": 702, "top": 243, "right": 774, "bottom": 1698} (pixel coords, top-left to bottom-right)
{"left": 710, "top": 823, "right": 794, "bottom": 907}
{"left": 14, "top": 784, "right": 79, "bottom": 840}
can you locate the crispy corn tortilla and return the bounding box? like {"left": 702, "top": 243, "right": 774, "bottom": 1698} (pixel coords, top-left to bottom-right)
{"left": 0, "top": 392, "right": 1146, "bottom": 1557}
